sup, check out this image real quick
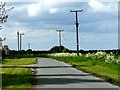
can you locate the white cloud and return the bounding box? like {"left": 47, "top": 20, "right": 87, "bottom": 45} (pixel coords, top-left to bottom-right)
{"left": 42, "top": 0, "right": 57, "bottom": 7}
{"left": 27, "top": 2, "right": 49, "bottom": 17}
{"left": 49, "top": 8, "right": 58, "bottom": 14}
{"left": 27, "top": 1, "right": 59, "bottom": 16}
{"left": 88, "top": 0, "right": 104, "bottom": 11}
{"left": 28, "top": 3, "right": 42, "bottom": 17}
{"left": 88, "top": 0, "right": 118, "bottom": 12}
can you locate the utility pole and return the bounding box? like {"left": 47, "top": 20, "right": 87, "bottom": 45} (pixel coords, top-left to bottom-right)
{"left": 19, "top": 33, "right": 24, "bottom": 51}
{"left": 0, "top": 37, "right": 6, "bottom": 62}
{"left": 56, "top": 29, "right": 64, "bottom": 51}
{"left": 70, "top": 9, "right": 83, "bottom": 56}
{"left": 17, "top": 31, "right": 19, "bottom": 54}
{"left": 28, "top": 42, "right": 30, "bottom": 49}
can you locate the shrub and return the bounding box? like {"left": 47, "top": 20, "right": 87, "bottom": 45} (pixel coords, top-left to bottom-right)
{"left": 50, "top": 46, "right": 69, "bottom": 53}
{"left": 62, "top": 48, "right": 69, "bottom": 53}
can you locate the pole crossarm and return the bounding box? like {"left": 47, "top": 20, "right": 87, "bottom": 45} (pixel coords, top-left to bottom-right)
{"left": 56, "top": 30, "right": 64, "bottom": 33}
{"left": 70, "top": 9, "right": 83, "bottom": 12}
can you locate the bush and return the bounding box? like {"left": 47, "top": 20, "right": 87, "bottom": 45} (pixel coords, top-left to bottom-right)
{"left": 62, "top": 48, "right": 69, "bottom": 53}
{"left": 50, "top": 46, "right": 69, "bottom": 53}
{"left": 26, "top": 49, "right": 32, "bottom": 54}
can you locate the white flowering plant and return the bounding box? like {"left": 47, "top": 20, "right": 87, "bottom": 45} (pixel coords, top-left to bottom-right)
{"left": 48, "top": 53, "right": 80, "bottom": 57}
{"left": 85, "top": 51, "right": 106, "bottom": 61}
{"left": 48, "top": 52, "right": 120, "bottom": 64}
{"left": 85, "top": 52, "right": 120, "bottom": 64}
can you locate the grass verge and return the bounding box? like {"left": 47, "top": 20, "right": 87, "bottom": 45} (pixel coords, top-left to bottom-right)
{"left": 1, "top": 58, "right": 37, "bottom": 89}
{"left": 48, "top": 55, "right": 119, "bottom": 86}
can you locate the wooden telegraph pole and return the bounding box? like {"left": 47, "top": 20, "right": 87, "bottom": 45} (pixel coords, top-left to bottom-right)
{"left": 70, "top": 9, "right": 83, "bottom": 56}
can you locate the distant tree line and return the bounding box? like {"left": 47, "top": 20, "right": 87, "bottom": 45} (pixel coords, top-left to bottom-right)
{"left": 2, "top": 45, "right": 120, "bottom": 58}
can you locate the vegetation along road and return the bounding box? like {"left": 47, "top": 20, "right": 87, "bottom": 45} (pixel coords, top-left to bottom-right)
{"left": 1, "top": 58, "right": 37, "bottom": 89}
{"left": 32, "top": 57, "right": 118, "bottom": 89}
{"left": 1, "top": 51, "right": 119, "bottom": 89}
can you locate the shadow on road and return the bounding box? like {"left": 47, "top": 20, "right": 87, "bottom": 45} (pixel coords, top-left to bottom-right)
{"left": 32, "top": 74, "right": 91, "bottom": 77}
{"left": 35, "top": 66, "right": 72, "bottom": 68}
{"left": 33, "top": 77, "right": 105, "bottom": 85}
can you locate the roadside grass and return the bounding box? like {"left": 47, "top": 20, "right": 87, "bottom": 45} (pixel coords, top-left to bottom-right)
{"left": 48, "top": 55, "right": 120, "bottom": 86}
{"left": 2, "top": 58, "right": 37, "bottom": 65}
{"left": 1, "top": 58, "right": 37, "bottom": 89}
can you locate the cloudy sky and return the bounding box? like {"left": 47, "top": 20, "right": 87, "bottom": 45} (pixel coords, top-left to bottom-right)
{"left": 1, "top": 0, "right": 118, "bottom": 50}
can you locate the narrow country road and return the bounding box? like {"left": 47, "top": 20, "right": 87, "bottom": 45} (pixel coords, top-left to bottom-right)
{"left": 31, "top": 57, "right": 118, "bottom": 89}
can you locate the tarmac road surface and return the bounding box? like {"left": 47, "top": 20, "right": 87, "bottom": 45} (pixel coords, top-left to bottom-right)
{"left": 31, "top": 58, "right": 119, "bottom": 89}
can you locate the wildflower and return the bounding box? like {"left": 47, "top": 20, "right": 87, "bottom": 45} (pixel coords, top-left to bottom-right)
{"left": 105, "top": 55, "right": 114, "bottom": 63}
{"left": 48, "top": 53, "right": 79, "bottom": 57}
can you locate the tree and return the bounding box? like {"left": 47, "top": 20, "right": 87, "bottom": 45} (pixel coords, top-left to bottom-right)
{"left": 62, "top": 48, "right": 69, "bottom": 53}
{"left": 0, "top": 2, "right": 8, "bottom": 23}
{"left": 3, "top": 45, "right": 10, "bottom": 55}
{"left": 50, "top": 46, "right": 69, "bottom": 53}
{"left": 0, "top": 2, "right": 14, "bottom": 29}
{"left": 26, "top": 49, "right": 32, "bottom": 54}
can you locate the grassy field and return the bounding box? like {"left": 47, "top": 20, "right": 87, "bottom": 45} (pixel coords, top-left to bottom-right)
{"left": 1, "top": 58, "right": 37, "bottom": 89}
{"left": 47, "top": 54, "right": 120, "bottom": 86}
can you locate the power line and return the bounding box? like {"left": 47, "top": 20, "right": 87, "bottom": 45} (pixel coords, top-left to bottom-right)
{"left": 62, "top": 33, "right": 67, "bottom": 41}
{"left": 70, "top": 9, "right": 83, "bottom": 56}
